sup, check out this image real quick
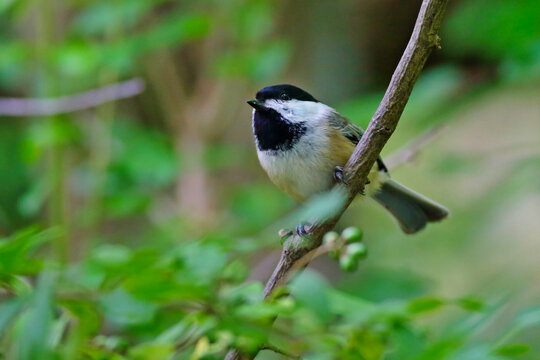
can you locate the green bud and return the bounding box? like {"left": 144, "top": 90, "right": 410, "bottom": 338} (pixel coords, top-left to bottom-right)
{"left": 339, "top": 254, "right": 358, "bottom": 272}
{"left": 346, "top": 243, "right": 368, "bottom": 261}
{"left": 323, "top": 231, "right": 339, "bottom": 247}
{"left": 341, "top": 227, "right": 363, "bottom": 243}
{"left": 324, "top": 231, "right": 340, "bottom": 260}
{"left": 235, "top": 336, "right": 260, "bottom": 355}
{"left": 221, "top": 260, "right": 249, "bottom": 283}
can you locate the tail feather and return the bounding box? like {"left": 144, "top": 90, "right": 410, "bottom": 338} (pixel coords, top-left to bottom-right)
{"left": 373, "top": 179, "right": 448, "bottom": 234}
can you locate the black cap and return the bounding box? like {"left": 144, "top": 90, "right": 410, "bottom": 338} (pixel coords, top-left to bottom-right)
{"left": 255, "top": 84, "right": 318, "bottom": 103}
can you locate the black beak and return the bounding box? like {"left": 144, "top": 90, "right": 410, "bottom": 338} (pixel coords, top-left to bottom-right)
{"left": 246, "top": 99, "right": 265, "bottom": 110}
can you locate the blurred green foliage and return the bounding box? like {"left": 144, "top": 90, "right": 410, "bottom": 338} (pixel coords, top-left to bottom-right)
{"left": 1, "top": 0, "right": 539, "bottom": 359}
{"left": 2, "top": 226, "right": 540, "bottom": 359}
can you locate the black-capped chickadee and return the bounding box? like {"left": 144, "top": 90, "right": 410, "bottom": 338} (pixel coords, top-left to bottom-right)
{"left": 247, "top": 84, "right": 448, "bottom": 234}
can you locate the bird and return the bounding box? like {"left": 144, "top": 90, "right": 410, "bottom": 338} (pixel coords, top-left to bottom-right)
{"left": 247, "top": 84, "right": 449, "bottom": 234}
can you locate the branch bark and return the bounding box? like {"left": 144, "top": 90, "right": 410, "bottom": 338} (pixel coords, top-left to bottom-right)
{"left": 226, "top": 0, "right": 448, "bottom": 358}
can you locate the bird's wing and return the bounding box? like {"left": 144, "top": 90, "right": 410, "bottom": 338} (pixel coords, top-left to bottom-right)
{"left": 328, "top": 111, "right": 364, "bottom": 143}
{"left": 327, "top": 110, "right": 388, "bottom": 172}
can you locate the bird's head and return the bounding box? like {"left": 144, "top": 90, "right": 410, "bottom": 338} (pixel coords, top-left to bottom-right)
{"left": 247, "top": 84, "right": 327, "bottom": 125}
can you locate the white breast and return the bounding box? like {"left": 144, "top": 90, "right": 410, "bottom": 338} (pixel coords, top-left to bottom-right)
{"left": 257, "top": 126, "right": 335, "bottom": 202}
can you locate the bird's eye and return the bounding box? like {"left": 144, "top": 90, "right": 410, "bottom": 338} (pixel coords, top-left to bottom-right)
{"left": 280, "top": 93, "right": 290, "bottom": 101}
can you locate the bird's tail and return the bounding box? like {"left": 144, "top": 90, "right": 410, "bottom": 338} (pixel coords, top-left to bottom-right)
{"left": 372, "top": 178, "right": 449, "bottom": 234}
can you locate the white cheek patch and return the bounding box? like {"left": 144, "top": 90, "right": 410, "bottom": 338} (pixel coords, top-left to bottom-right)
{"left": 263, "top": 99, "right": 291, "bottom": 117}
{"left": 263, "top": 99, "right": 333, "bottom": 125}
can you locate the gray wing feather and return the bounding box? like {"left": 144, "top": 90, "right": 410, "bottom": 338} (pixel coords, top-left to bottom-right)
{"left": 327, "top": 110, "right": 388, "bottom": 172}
{"left": 327, "top": 111, "right": 364, "bottom": 143}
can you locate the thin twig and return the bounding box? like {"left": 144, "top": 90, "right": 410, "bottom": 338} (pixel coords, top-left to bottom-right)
{"left": 385, "top": 124, "right": 446, "bottom": 170}
{"left": 0, "top": 78, "right": 145, "bottom": 116}
{"left": 226, "top": 1, "right": 449, "bottom": 359}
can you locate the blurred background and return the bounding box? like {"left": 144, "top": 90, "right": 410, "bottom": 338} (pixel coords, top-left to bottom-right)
{"left": 0, "top": 0, "right": 539, "bottom": 359}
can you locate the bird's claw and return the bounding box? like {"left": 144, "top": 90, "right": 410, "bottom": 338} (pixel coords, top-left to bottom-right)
{"left": 333, "top": 166, "right": 345, "bottom": 184}
{"left": 296, "top": 224, "right": 310, "bottom": 237}
{"left": 278, "top": 225, "right": 310, "bottom": 243}
{"left": 334, "top": 165, "right": 370, "bottom": 195}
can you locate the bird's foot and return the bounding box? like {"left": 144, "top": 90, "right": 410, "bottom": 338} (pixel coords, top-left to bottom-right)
{"left": 334, "top": 165, "right": 371, "bottom": 195}
{"left": 296, "top": 223, "right": 310, "bottom": 237}
{"left": 333, "top": 166, "right": 346, "bottom": 184}
{"left": 358, "top": 179, "right": 371, "bottom": 196}
{"left": 278, "top": 224, "right": 310, "bottom": 244}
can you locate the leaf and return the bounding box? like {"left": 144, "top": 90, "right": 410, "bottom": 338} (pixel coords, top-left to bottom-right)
{"left": 155, "top": 321, "right": 189, "bottom": 344}
{"left": 180, "top": 242, "right": 228, "bottom": 284}
{"left": 286, "top": 187, "right": 347, "bottom": 228}
{"left": 496, "top": 344, "right": 530, "bottom": 357}
{"left": 129, "top": 342, "right": 175, "bottom": 360}
{"left": 18, "top": 271, "right": 56, "bottom": 360}
{"left": 190, "top": 336, "right": 210, "bottom": 360}
{"left": 60, "top": 298, "right": 101, "bottom": 335}
{"left": 220, "top": 260, "right": 249, "bottom": 284}
{"left": 0, "top": 227, "right": 61, "bottom": 275}
{"left": 91, "top": 244, "right": 132, "bottom": 268}
{"left": 0, "top": 297, "right": 26, "bottom": 335}
{"left": 73, "top": 0, "right": 155, "bottom": 35}
{"left": 326, "top": 289, "right": 375, "bottom": 324}
{"left": 408, "top": 297, "right": 444, "bottom": 314}
{"left": 220, "top": 282, "right": 264, "bottom": 306}
{"left": 449, "top": 344, "right": 508, "bottom": 360}
{"left": 444, "top": 0, "right": 540, "bottom": 60}
{"left": 213, "top": 40, "right": 290, "bottom": 81}
{"left": 457, "top": 297, "right": 485, "bottom": 312}
{"left": 289, "top": 270, "right": 333, "bottom": 324}
{"left": 100, "top": 288, "right": 158, "bottom": 326}
{"left": 101, "top": 12, "right": 211, "bottom": 71}
{"left": 230, "top": 183, "right": 292, "bottom": 231}
{"left": 110, "top": 121, "right": 178, "bottom": 189}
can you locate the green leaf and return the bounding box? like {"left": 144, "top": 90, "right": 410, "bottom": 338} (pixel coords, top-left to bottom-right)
{"left": 110, "top": 121, "right": 178, "bottom": 189}
{"left": 128, "top": 342, "right": 174, "bottom": 360}
{"left": 220, "top": 260, "right": 249, "bottom": 284}
{"left": 287, "top": 188, "right": 347, "bottom": 228}
{"left": 60, "top": 298, "right": 101, "bottom": 336}
{"left": 444, "top": 0, "right": 540, "bottom": 60}
{"left": 91, "top": 244, "right": 132, "bottom": 268}
{"left": 100, "top": 288, "right": 158, "bottom": 326}
{"left": 0, "top": 227, "right": 60, "bottom": 275}
{"left": 457, "top": 297, "right": 485, "bottom": 312}
{"left": 73, "top": 0, "right": 155, "bottom": 35}
{"left": 496, "top": 344, "right": 530, "bottom": 357}
{"left": 180, "top": 243, "right": 228, "bottom": 284}
{"left": 408, "top": 298, "right": 444, "bottom": 314}
{"left": 214, "top": 41, "right": 290, "bottom": 81}
{"left": 289, "top": 270, "right": 333, "bottom": 324}
{"left": 18, "top": 271, "right": 56, "bottom": 360}
{"left": 101, "top": 12, "right": 211, "bottom": 71}
{"left": 0, "top": 297, "right": 26, "bottom": 335}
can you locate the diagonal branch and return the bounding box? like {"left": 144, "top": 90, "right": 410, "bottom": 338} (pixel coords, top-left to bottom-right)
{"left": 226, "top": 0, "right": 449, "bottom": 358}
